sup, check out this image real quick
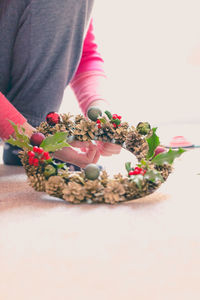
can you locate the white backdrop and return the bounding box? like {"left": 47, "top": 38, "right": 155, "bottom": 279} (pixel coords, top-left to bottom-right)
{"left": 61, "top": 0, "right": 200, "bottom": 129}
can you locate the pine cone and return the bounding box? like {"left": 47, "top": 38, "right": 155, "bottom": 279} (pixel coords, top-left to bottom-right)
{"left": 84, "top": 180, "right": 104, "bottom": 203}
{"left": 155, "top": 164, "right": 172, "bottom": 181}
{"left": 146, "top": 180, "right": 161, "bottom": 194}
{"left": 73, "top": 119, "right": 97, "bottom": 141}
{"left": 124, "top": 180, "right": 139, "bottom": 200}
{"left": 60, "top": 113, "right": 74, "bottom": 134}
{"left": 68, "top": 172, "right": 85, "bottom": 185}
{"left": 75, "top": 114, "right": 85, "bottom": 124}
{"left": 100, "top": 170, "right": 109, "bottom": 187}
{"left": 113, "top": 122, "right": 129, "bottom": 145}
{"left": 63, "top": 182, "right": 86, "bottom": 204}
{"left": 58, "top": 168, "right": 70, "bottom": 182}
{"left": 97, "top": 122, "right": 115, "bottom": 142}
{"left": 28, "top": 174, "right": 46, "bottom": 192}
{"left": 114, "top": 173, "right": 127, "bottom": 184}
{"left": 19, "top": 150, "right": 44, "bottom": 176}
{"left": 125, "top": 128, "right": 149, "bottom": 160}
{"left": 45, "top": 176, "right": 66, "bottom": 198}
{"left": 104, "top": 180, "right": 125, "bottom": 204}
{"left": 36, "top": 121, "right": 54, "bottom": 136}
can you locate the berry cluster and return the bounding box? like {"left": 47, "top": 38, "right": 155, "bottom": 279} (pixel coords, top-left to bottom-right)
{"left": 96, "top": 119, "right": 102, "bottom": 129}
{"left": 111, "top": 114, "right": 122, "bottom": 128}
{"left": 96, "top": 113, "right": 122, "bottom": 129}
{"left": 28, "top": 146, "right": 51, "bottom": 167}
{"left": 129, "top": 167, "right": 146, "bottom": 176}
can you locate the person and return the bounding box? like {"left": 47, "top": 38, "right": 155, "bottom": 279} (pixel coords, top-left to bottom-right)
{"left": 0, "top": 0, "right": 120, "bottom": 168}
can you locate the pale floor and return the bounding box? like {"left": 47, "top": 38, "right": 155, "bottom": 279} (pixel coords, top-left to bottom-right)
{"left": 0, "top": 126, "right": 200, "bottom": 300}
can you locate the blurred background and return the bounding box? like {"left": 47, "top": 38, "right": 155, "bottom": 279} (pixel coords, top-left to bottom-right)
{"left": 60, "top": 0, "right": 200, "bottom": 145}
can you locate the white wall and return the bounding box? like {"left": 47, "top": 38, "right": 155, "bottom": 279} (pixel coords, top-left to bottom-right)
{"left": 61, "top": 0, "right": 200, "bottom": 127}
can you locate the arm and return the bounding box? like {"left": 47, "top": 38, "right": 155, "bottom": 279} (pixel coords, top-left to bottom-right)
{"left": 70, "top": 19, "right": 108, "bottom": 115}
{"left": 0, "top": 92, "right": 34, "bottom": 140}
{"left": 70, "top": 20, "right": 121, "bottom": 157}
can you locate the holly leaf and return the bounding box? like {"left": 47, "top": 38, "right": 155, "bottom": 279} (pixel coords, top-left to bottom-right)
{"left": 104, "top": 110, "right": 112, "bottom": 120}
{"left": 144, "top": 169, "right": 164, "bottom": 183}
{"left": 112, "top": 118, "right": 121, "bottom": 125}
{"left": 137, "top": 159, "right": 148, "bottom": 168}
{"left": 6, "top": 121, "right": 32, "bottom": 150}
{"left": 98, "top": 117, "right": 107, "bottom": 124}
{"left": 40, "top": 132, "right": 70, "bottom": 152}
{"left": 146, "top": 127, "right": 160, "bottom": 159}
{"left": 130, "top": 174, "right": 144, "bottom": 190}
{"left": 151, "top": 148, "right": 185, "bottom": 165}
{"left": 125, "top": 162, "right": 132, "bottom": 173}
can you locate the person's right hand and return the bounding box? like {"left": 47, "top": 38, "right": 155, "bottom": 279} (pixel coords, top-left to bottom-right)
{"left": 53, "top": 141, "right": 100, "bottom": 169}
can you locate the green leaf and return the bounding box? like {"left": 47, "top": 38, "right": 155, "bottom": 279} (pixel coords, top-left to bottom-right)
{"left": 104, "top": 110, "right": 112, "bottom": 120}
{"left": 125, "top": 162, "right": 132, "bottom": 173}
{"left": 130, "top": 174, "right": 144, "bottom": 190}
{"left": 146, "top": 127, "right": 160, "bottom": 159}
{"left": 6, "top": 121, "right": 32, "bottom": 150}
{"left": 151, "top": 148, "right": 185, "bottom": 165}
{"left": 98, "top": 117, "right": 107, "bottom": 124}
{"left": 144, "top": 169, "right": 164, "bottom": 183}
{"left": 137, "top": 159, "right": 148, "bottom": 168}
{"left": 112, "top": 118, "right": 121, "bottom": 125}
{"left": 40, "top": 132, "right": 70, "bottom": 152}
{"left": 6, "top": 137, "right": 32, "bottom": 150}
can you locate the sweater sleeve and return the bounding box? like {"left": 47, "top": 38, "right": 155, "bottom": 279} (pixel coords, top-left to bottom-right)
{"left": 70, "top": 19, "right": 108, "bottom": 115}
{"left": 74, "top": 19, "right": 105, "bottom": 76}
{"left": 0, "top": 92, "right": 27, "bottom": 140}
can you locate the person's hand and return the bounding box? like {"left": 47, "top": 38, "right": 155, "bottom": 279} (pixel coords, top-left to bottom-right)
{"left": 11, "top": 121, "right": 35, "bottom": 139}
{"left": 53, "top": 141, "right": 100, "bottom": 169}
{"left": 86, "top": 101, "right": 122, "bottom": 157}
{"left": 96, "top": 141, "right": 121, "bottom": 156}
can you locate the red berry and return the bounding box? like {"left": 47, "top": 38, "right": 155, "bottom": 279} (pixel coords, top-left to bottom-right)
{"left": 30, "top": 132, "right": 45, "bottom": 146}
{"left": 33, "top": 146, "right": 39, "bottom": 153}
{"left": 96, "top": 119, "right": 101, "bottom": 124}
{"left": 37, "top": 147, "right": 44, "bottom": 155}
{"left": 98, "top": 125, "right": 101, "bottom": 129}
{"left": 42, "top": 151, "right": 51, "bottom": 160}
{"left": 134, "top": 167, "right": 141, "bottom": 171}
{"left": 28, "top": 157, "right": 34, "bottom": 165}
{"left": 132, "top": 170, "right": 140, "bottom": 175}
{"left": 46, "top": 112, "right": 60, "bottom": 126}
{"left": 129, "top": 171, "right": 135, "bottom": 176}
{"left": 28, "top": 151, "right": 35, "bottom": 157}
{"left": 33, "top": 158, "right": 39, "bottom": 167}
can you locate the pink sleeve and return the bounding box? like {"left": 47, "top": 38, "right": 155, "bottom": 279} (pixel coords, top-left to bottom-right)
{"left": 70, "top": 71, "right": 108, "bottom": 115}
{"left": 0, "top": 92, "right": 27, "bottom": 140}
{"left": 74, "top": 19, "right": 105, "bottom": 76}
{"left": 70, "top": 19, "right": 107, "bottom": 115}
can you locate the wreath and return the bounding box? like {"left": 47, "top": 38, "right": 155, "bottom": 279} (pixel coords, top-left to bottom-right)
{"left": 6, "top": 107, "right": 185, "bottom": 204}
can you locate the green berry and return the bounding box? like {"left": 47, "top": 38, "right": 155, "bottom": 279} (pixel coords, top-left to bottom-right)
{"left": 84, "top": 164, "right": 100, "bottom": 180}
{"left": 44, "top": 164, "right": 56, "bottom": 178}
{"left": 87, "top": 107, "right": 102, "bottom": 121}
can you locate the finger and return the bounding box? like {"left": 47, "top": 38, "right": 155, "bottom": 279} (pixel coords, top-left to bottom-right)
{"left": 69, "top": 140, "right": 92, "bottom": 148}
{"left": 85, "top": 143, "right": 98, "bottom": 162}
{"left": 92, "top": 150, "right": 101, "bottom": 164}
{"left": 97, "top": 141, "right": 121, "bottom": 154}
{"left": 54, "top": 147, "right": 89, "bottom": 168}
